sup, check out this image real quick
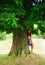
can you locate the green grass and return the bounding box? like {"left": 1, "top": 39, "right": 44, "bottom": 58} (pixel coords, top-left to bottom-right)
{"left": 0, "top": 54, "right": 45, "bottom": 65}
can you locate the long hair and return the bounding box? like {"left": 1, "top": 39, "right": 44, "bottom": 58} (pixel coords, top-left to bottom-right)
{"left": 27, "top": 29, "right": 31, "bottom": 37}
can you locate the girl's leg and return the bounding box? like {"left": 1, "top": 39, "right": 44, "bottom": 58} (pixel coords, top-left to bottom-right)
{"left": 29, "top": 46, "right": 31, "bottom": 53}
{"left": 31, "top": 44, "right": 34, "bottom": 53}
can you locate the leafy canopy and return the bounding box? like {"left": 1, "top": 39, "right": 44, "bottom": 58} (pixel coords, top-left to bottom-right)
{"left": 0, "top": 0, "right": 45, "bottom": 34}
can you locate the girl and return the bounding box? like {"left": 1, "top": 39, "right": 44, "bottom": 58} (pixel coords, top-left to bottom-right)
{"left": 27, "top": 29, "right": 34, "bottom": 53}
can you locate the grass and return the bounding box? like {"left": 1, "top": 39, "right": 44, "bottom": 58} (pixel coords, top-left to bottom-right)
{"left": 0, "top": 54, "right": 45, "bottom": 65}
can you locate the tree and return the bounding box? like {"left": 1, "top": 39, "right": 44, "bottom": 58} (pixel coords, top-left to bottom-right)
{"left": 0, "top": 0, "right": 45, "bottom": 55}
{"left": 0, "top": 0, "right": 30, "bottom": 55}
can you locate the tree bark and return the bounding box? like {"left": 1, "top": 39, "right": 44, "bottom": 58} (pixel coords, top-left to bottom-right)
{"left": 9, "top": 28, "right": 29, "bottom": 56}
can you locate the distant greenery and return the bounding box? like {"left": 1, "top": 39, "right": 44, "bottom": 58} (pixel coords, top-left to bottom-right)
{"left": 0, "top": 31, "right": 6, "bottom": 40}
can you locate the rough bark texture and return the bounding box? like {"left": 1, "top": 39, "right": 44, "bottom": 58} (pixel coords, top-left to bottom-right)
{"left": 9, "top": 29, "right": 29, "bottom": 56}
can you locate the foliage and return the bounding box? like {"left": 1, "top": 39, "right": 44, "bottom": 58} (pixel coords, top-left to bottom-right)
{"left": 0, "top": 0, "right": 45, "bottom": 34}
{"left": 0, "top": 0, "right": 26, "bottom": 32}
{"left": 0, "top": 31, "right": 6, "bottom": 40}
{"left": 24, "top": 3, "right": 45, "bottom": 34}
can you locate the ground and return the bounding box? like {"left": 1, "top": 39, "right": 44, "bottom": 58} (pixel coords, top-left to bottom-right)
{"left": 0, "top": 54, "right": 45, "bottom": 65}
{"left": 0, "top": 37, "right": 45, "bottom": 56}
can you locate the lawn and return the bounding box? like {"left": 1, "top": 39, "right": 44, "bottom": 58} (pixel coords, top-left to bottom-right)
{"left": 0, "top": 54, "right": 45, "bottom": 65}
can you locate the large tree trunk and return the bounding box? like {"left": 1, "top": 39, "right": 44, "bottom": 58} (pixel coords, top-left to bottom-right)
{"left": 9, "top": 28, "right": 29, "bottom": 56}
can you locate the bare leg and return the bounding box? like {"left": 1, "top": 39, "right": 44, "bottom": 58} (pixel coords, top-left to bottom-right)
{"left": 29, "top": 46, "right": 31, "bottom": 53}
{"left": 31, "top": 44, "right": 34, "bottom": 53}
